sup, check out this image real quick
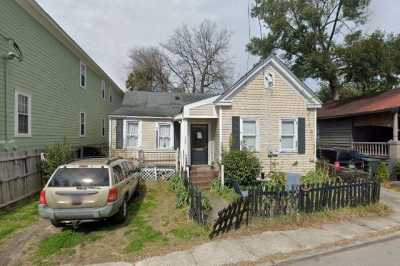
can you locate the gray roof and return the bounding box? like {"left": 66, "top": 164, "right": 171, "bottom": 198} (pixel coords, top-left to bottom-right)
{"left": 111, "top": 91, "right": 213, "bottom": 117}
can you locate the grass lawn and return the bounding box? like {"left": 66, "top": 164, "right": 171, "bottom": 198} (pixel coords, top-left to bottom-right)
{"left": 224, "top": 203, "right": 391, "bottom": 238}
{"left": 0, "top": 198, "right": 38, "bottom": 244}
{"left": 1, "top": 182, "right": 392, "bottom": 265}
{"left": 32, "top": 182, "right": 209, "bottom": 265}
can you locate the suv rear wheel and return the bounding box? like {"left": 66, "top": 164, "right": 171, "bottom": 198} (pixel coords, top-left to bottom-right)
{"left": 112, "top": 198, "right": 128, "bottom": 224}
{"left": 50, "top": 219, "right": 63, "bottom": 228}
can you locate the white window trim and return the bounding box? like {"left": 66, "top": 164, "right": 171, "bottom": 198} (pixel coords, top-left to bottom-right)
{"left": 80, "top": 61, "right": 87, "bottom": 89}
{"left": 101, "top": 80, "right": 106, "bottom": 100}
{"left": 109, "top": 87, "right": 113, "bottom": 103}
{"left": 239, "top": 118, "right": 259, "bottom": 152}
{"left": 123, "top": 120, "right": 142, "bottom": 148}
{"left": 79, "top": 112, "right": 86, "bottom": 137}
{"left": 156, "top": 121, "right": 174, "bottom": 150}
{"left": 14, "top": 91, "right": 32, "bottom": 137}
{"left": 280, "top": 118, "right": 298, "bottom": 153}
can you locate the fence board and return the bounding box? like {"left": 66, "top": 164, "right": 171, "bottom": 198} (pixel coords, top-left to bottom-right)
{"left": 0, "top": 150, "right": 42, "bottom": 208}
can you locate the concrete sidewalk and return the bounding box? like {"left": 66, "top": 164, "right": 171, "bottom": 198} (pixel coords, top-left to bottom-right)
{"left": 93, "top": 188, "right": 400, "bottom": 266}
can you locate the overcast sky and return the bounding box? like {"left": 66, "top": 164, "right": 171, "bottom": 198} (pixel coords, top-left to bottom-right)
{"left": 36, "top": 0, "right": 400, "bottom": 91}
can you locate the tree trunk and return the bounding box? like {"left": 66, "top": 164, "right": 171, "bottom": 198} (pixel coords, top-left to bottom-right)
{"left": 329, "top": 77, "right": 340, "bottom": 101}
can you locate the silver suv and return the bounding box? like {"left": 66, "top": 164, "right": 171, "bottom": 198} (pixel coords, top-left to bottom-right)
{"left": 38, "top": 158, "right": 139, "bottom": 227}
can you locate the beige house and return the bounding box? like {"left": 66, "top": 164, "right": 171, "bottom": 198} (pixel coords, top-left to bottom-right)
{"left": 109, "top": 55, "right": 321, "bottom": 183}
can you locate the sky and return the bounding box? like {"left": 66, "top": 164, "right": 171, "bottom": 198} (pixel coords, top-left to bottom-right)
{"left": 35, "top": 0, "right": 400, "bottom": 91}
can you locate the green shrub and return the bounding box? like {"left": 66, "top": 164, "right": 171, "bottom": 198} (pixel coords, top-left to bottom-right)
{"left": 40, "top": 143, "right": 72, "bottom": 180}
{"left": 222, "top": 150, "right": 261, "bottom": 186}
{"left": 209, "top": 179, "right": 238, "bottom": 202}
{"left": 267, "top": 171, "right": 287, "bottom": 187}
{"left": 394, "top": 161, "right": 400, "bottom": 180}
{"left": 376, "top": 161, "right": 389, "bottom": 183}
{"left": 301, "top": 166, "right": 332, "bottom": 185}
{"left": 168, "top": 175, "right": 189, "bottom": 208}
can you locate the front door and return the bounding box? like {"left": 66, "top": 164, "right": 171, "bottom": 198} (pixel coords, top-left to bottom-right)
{"left": 191, "top": 124, "right": 208, "bottom": 165}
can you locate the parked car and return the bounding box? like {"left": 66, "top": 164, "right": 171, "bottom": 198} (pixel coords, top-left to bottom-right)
{"left": 38, "top": 158, "right": 139, "bottom": 227}
{"left": 317, "top": 148, "right": 364, "bottom": 170}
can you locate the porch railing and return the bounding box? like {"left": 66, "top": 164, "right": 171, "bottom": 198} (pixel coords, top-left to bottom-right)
{"left": 352, "top": 142, "right": 390, "bottom": 158}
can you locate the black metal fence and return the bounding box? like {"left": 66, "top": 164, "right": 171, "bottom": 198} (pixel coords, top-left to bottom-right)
{"left": 249, "top": 178, "right": 380, "bottom": 218}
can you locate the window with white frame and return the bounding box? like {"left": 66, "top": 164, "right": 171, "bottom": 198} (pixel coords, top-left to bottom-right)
{"left": 241, "top": 119, "right": 257, "bottom": 151}
{"left": 80, "top": 112, "right": 86, "bottom": 137}
{"left": 126, "top": 121, "right": 139, "bottom": 148}
{"left": 280, "top": 119, "right": 297, "bottom": 152}
{"left": 157, "top": 123, "right": 172, "bottom": 149}
{"left": 15, "top": 92, "right": 31, "bottom": 136}
{"left": 109, "top": 88, "right": 113, "bottom": 103}
{"left": 101, "top": 80, "right": 106, "bottom": 99}
{"left": 80, "top": 61, "right": 87, "bottom": 88}
{"left": 264, "top": 72, "right": 274, "bottom": 88}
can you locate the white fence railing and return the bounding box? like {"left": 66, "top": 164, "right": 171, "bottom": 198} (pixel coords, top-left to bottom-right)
{"left": 352, "top": 142, "right": 390, "bottom": 158}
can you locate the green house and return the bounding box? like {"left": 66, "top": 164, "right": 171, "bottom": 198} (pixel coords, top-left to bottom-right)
{"left": 0, "top": 0, "right": 124, "bottom": 154}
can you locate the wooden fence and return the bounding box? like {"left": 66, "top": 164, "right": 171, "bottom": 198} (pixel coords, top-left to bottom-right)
{"left": 249, "top": 178, "right": 380, "bottom": 218}
{"left": 0, "top": 150, "right": 43, "bottom": 208}
{"left": 209, "top": 197, "right": 249, "bottom": 239}
{"left": 182, "top": 173, "right": 207, "bottom": 225}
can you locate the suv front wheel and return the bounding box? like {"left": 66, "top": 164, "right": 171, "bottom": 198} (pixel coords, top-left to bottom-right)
{"left": 112, "top": 198, "right": 128, "bottom": 224}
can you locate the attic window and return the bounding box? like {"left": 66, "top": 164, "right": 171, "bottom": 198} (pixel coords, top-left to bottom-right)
{"left": 175, "top": 96, "right": 180, "bottom": 100}
{"left": 264, "top": 72, "right": 274, "bottom": 88}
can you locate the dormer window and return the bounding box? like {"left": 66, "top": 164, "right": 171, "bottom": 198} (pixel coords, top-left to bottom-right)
{"left": 264, "top": 72, "right": 274, "bottom": 88}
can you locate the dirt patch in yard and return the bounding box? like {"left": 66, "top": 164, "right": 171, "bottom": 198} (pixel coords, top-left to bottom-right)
{"left": 22, "top": 182, "right": 209, "bottom": 266}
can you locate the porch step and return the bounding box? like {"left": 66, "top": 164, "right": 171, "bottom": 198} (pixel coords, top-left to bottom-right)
{"left": 190, "top": 165, "right": 218, "bottom": 188}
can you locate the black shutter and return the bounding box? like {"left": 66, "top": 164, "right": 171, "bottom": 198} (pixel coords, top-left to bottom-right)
{"left": 298, "top": 117, "right": 306, "bottom": 154}
{"left": 116, "top": 119, "right": 124, "bottom": 149}
{"left": 231, "top": 116, "right": 240, "bottom": 150}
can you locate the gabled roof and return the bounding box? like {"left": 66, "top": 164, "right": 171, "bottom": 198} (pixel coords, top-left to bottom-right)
{"left": 16, "top": 0, "right": 124, "bottom": 94}
{"left": 110, "top": 91, "right": 213, "bottom": 118}
{"left": 318, "top": 88, "right": 400, "bottom": 119}
{"left": 215, "top": 54, "right": 321, "bottom": 107}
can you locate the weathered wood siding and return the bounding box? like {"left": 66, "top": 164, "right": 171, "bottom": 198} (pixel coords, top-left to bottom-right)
{"left": 318, "top": 118, "right": 353, "bottom": 149}
{"left": 218, "top": 65, "right": 317, "bottom": 175}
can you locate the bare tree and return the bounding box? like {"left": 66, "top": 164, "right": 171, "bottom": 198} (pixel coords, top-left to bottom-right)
{"left": 126, "top": 47, "right": 171, "bottom": 91}
{"left": 162, "top": 20, "right": 233, "bottom": 94}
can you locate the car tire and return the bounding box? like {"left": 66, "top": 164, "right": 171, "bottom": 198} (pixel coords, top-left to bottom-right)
{"left": 112, "top": 198, "right": 128, "bottom": 224}
{"left": 50, "top": 219, "right": 63, "bottom": 228}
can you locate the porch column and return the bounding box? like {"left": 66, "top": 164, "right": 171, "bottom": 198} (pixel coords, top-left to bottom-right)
{"left": 389, "top": 109, "right": 400, "bottom": 178}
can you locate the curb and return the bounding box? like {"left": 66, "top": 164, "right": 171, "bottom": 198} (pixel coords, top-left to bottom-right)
{"left": 270, "top": 229, "right": 400, "bottom": 265}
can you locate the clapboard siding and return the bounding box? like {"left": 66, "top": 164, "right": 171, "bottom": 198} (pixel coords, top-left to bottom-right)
{"left": 189, "top": 103, "right": 215, "bottom": 117}
{"left": 218, "top": 65, "right": 317, "bottom": 175}
{"left": 318, "top": 119, "right": 353, "bottom": 148}
{"left": 0, "top": 1, "right": 123, "bottom": 152}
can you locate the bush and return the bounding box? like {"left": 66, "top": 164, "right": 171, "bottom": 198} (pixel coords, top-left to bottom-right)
{"left": 394, "top": 161, "right": 400, "bottom": 180}
{"left": 301, "top": 166, "right": 332, "bottom": 185}
{"left": 376, "top": 161, "right": 389, "bottom": 183}
{"left": 268, "top": 171, "right": 287, "bottom": 187}
{"left": 40, "top": 143, "right": 72, "bottom": 180}
{"left": 222, "top": 150, "right": 261, "bottom": 186}
{"left": 209, "top": 179, "right": 238, "bottom": 202}
{"left": 168, "top": 175, "right": 189, "bottom": 208}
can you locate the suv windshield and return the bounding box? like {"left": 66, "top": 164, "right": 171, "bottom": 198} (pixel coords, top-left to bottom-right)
{"left": 48, "top": 168, "right": 110, "bottom": 187}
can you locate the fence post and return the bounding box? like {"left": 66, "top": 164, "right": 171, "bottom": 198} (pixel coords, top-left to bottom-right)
{"left": 220, "top": 164, "right": 225, "bottom": 188}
